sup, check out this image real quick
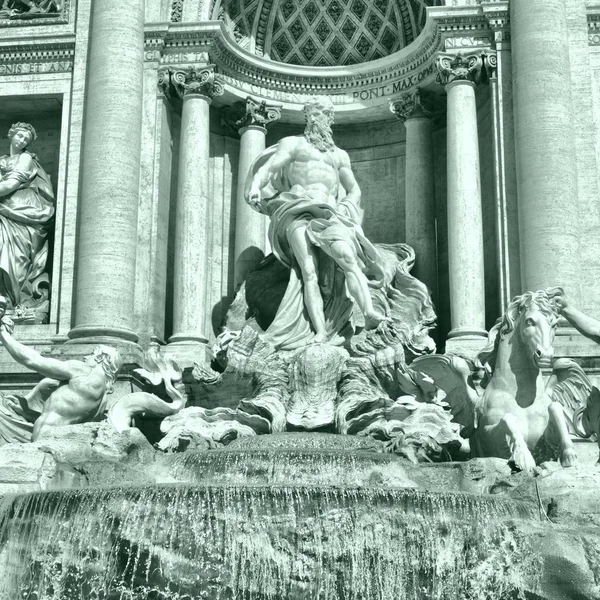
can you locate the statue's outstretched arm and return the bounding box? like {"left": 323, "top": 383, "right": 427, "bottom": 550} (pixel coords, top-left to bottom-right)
{"left": 557, "top": 296, "right": 600, "bottom": 344}
{"left": 0, "top": 323, "right": 80, "bottom": 381}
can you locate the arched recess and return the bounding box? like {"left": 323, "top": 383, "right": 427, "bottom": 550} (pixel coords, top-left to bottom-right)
{"left": 207, "top": 0, "right": 444, "bottom": 65}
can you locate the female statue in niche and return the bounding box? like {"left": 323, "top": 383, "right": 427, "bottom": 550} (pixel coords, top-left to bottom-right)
{"left": 0, "top": 123, "right": 54, "bottom": 322}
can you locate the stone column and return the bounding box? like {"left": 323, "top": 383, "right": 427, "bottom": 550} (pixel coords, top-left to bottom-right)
{"left": 168, "top": 66, "right": 223, "bottom": 347}
{"left": 436, "top": 53, "right": 487, "bottom": 343}
{"left": 511, "top": 0, "right": 580, "bottom": 301}
{"left": 390, "top": 89, "right": 438, "bottom": 304}
{"left": 224, "top": 98, "right": 281, "bottom": 288}
{"left": 68, "top": 0, "right": 145, "bottom": 345}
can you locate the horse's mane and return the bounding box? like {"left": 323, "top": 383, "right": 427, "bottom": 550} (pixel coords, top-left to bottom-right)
{"left": 476, "top": 287, "right": 563, "bottom": 387}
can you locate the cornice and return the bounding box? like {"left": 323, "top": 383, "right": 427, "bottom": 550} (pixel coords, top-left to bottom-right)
{"left": 0, "top": 33, "right": 75, "bottom": 60}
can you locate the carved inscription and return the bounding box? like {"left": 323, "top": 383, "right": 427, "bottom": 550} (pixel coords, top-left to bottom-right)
{"left": 0, "top": 61, "right": 72, "bottom": 75}
{"left": 213, "top": 63, "right": 436, "bottom": 106}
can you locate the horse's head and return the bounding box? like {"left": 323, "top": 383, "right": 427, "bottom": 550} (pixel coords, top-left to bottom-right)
{"left": 516, "top": 301, "right": 558, "bottom": 368}
{"left": 495, "top": 288, "right": 563, "bottom": 369}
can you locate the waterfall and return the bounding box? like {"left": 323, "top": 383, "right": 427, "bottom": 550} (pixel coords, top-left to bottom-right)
{"left": 0, "top": 483, "right": 539, "bottom": 599}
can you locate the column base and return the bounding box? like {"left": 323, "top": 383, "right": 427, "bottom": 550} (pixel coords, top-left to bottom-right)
{"left": 67, "top": 325, "right": 139, "bottom": 344}
{"left": 168, "top": 332, "right": 209, "bottom": 345}
{"left": 166, "top": 340, "right": 210, "bottom": 369}
{"left": 447, "top": 327, "right": 488, "bottom": 340}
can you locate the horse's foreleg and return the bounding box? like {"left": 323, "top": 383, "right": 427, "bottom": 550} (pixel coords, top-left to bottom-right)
{"left": 548, "top": 402, "right": 577, "bottom": 467}
{"left": 496, "top": 413, "right": 537, "bottom": 473}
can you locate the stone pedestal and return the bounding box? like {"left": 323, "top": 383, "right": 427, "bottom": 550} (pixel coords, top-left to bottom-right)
{"left": 511, "top": 0, "right": 580, "bottom": 301}
{"left": 437, "top": 54, "right": 487, "bottom": 342}
{"left": 67, "top": 0, "right": 145, "bottom": 346}
{"left": 390, "top": 89, "right": 437, "bottom": 304}
{"left": 167, "top": 67, "right": 223, "bottom": 356}
{"left": 224, "top": 98, "right": 281, "bottom": 288}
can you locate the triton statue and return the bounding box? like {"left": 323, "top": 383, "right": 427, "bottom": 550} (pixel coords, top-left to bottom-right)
{"left": 246, "top": 96, "right": 389, "bottom": 350}
{"left": 0, "top": 296, "right": 122, "bottom": 442}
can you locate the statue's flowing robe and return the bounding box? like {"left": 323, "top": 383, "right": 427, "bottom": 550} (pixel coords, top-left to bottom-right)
{"left": 0, "top": 151, "right": 54, "bottom": 307}
{"left": 0, "top": 393, "right": 40, "bottom": 444}
{"left": 245, "top": 144, "right": 383, "bottom": 350}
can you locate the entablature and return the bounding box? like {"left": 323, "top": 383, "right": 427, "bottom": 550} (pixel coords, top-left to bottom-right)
{"left": 0, "top": 33, "right": 75, "bottom": 77}
{"left": 146, "top": 4, "right": 494, "bottom": 123}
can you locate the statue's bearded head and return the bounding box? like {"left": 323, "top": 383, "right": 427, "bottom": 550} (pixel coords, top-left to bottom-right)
{"left": 304, "top": 96, "right": 335, "bottom": 152}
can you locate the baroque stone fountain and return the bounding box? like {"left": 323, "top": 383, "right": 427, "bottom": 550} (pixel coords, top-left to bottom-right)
{"left": 0, "top": 99, "right": 599, "bottom": 599}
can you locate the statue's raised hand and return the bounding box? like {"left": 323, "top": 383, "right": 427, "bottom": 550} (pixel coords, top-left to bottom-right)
{"left": 553, "top": 295, "right": 569, "bottom": 313}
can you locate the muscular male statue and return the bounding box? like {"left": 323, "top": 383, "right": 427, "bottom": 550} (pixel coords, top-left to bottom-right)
{"left": 0, "top": 299, "right": 121, "bottom": 441}
{"left": 246, "top": 96, "right": 388, "bottom": 349}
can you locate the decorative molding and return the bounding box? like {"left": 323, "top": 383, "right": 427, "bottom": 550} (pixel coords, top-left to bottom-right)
{"left": 222, "top": 96, "right": 282, "bottom": 132}
{"left": 389, "top": 88, "right": 436, "bottom": 121}
{"left": 0, "top": 0, "right": 71, "bottom": 27}
{"left": 0, "top": 38, "right": 75, "bottom": 76}
{"left": 170, "top": 64, "right": 225, "bottom": 99}
{"left": 480, "top": 0, "right": 510, "bottom": 43}
{"left": 171, "top": 0, "right": 184, "bottom": 23}
{"left": 435, "top": 51, "right": 484, "bottom": 86}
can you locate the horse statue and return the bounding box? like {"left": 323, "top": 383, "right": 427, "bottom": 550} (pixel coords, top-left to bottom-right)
{"left": 410, "top": 287, "right": 588, "bottom": 472}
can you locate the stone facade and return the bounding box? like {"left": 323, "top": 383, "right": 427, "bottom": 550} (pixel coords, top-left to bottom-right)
{"left": 1, "top": 0, "right": 600, "bottom": 387}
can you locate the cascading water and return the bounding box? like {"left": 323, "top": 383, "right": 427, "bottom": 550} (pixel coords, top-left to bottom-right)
{"left": 0, "top": 484, "right": 540, "bottom": 600}
{"left": 0, "top": 434, "right": 543, "bottom": 600}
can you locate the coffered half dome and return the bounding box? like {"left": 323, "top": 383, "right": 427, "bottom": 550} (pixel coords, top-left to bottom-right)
{"left": 210, "top": 0, "right": 444, "bottom": 67}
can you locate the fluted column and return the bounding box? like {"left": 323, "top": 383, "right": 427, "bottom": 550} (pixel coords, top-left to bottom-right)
{"left": 168, "top": 66, "right": 223, "bottom": 345}
{"left": 68, "top": 0, "right": 145, "bottom": 344}
{"left": 436, "top": 53, "right": 487, "bottom": 341}
{"left": 224, "top": 98, "right": 281, "bottom": 288}
{"left": 511, "top": 0, "right": 580, "bottom": 299}
{"left": 390, "top": 89, "right": 438, "bottom": 304}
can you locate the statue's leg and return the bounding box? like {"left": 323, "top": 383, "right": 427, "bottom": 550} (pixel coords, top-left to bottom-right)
{"left": 288, "top": 226, "right": 327, "bottom": 342}
{"left": 485, "top": 413, "right": 537, "bottom": 472}
{"left": 547, "top": 401, "right": 577, "bottom": 467}
{"left": 329, "top": 240, "right": 388, "bottom": 329}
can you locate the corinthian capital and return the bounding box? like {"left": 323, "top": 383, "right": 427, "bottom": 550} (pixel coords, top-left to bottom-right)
{"left": 435, "top": 52, "right": 484, "bottom": 86}
{"left": 389, "top": 88, "right": 436, "bottom": 122}
{"left": 171, "top": 65, "right": 224, "bottom": 100}
{"left": 222, "top": 97, "right": 282, "bottom": 132}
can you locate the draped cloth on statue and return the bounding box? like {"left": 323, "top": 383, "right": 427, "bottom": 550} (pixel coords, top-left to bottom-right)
{"left": 245, "top": 145, "right": 384, "bottom": 351}
{"left": 0, "top": 393, "right": 41, "bottom": 445}
{"left": 0, "top": 151, "right": 54, "bottom": 306}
